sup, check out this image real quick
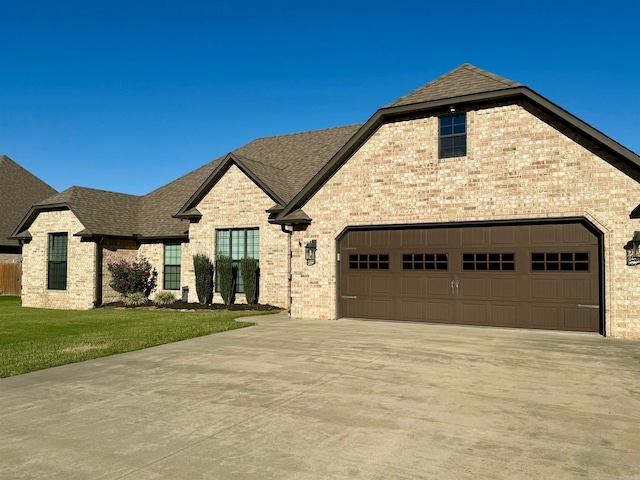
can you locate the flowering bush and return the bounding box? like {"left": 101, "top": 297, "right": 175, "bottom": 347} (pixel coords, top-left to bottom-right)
{"left": 107, "top": 257, "right": 157, "bottom": 298}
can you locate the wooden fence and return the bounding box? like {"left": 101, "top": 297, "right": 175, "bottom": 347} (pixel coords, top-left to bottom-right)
{"left": 0, "top": 263, "right": 22, "bottom": 296}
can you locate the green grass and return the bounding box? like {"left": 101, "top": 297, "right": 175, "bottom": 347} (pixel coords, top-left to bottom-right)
{"left": 0, "top": 296, "right": 270, "bottom": 378}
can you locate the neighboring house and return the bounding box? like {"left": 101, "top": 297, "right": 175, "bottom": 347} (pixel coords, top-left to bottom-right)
{"left": 11, "top": 64, "right": 640, "bottom": 339}
{"left": 0, "top": 156, "right": 57, "bottom": 262}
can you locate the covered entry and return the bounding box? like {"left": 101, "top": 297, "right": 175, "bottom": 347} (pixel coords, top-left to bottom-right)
{"left": 338, "top": 221, "right": 602, "bottom": 332}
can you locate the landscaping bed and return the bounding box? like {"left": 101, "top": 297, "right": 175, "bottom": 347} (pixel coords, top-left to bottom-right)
{"left": 101, "top": 300, "right": 282, "bottom": 312}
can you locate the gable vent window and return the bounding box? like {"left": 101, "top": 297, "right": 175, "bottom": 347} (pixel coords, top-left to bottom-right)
{"left": 47, "top": 233, "right": 68, "bottom": 290}
{"left": 439, "top": 114, "right": 467, "bottom": 159}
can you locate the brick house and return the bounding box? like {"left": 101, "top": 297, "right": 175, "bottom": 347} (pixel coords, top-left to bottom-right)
{"left": 12, "top": 64, "right": 640, "bottom": 338}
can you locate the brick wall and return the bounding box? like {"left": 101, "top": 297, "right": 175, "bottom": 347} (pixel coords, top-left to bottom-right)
{"left": 291, "top": 104, "right": 640, "bottom": 339}
{"left": 186, "top": 164, "right": 289, "bottom": 308}
{"left": 21, "top": 210, "right": 96, "bottom": 309}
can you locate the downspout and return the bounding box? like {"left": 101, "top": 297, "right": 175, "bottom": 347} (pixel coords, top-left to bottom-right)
{"left": 93, "top": 239, "right": 104, "bottom": 307}
{"left": 280, "top": 224, "right": 293, "bottom": 316}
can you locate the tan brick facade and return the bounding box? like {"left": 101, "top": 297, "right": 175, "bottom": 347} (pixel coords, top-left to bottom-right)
{"left": 21, "top": 210, "right": 96, "bottom": 309}
{"left": 290, "top": 105, "right": 640, "bottom": 339}
{"left": 185, "top": 164, "right": 290, "bottom": 307}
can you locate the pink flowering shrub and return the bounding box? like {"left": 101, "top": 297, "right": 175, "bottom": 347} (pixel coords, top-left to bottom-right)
{"left": 107, "top": 257, "right": 157, "bottom": 298}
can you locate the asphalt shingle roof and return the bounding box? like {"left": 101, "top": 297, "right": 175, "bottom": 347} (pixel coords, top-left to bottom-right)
{"left": 386, "top": 63, "right": 522, "bottom": 108}
{"left": 0, "top": 156, "right": 57, "bottom": 246}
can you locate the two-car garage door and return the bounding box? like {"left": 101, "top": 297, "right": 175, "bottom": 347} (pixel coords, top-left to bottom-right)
{"left": 338, "top": 222, "right": 601, "bottom": 332}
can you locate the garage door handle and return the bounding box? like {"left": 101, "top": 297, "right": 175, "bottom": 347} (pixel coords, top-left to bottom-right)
{"left": 577, "top": 304, "right": 599, "bottom": 309}
{"left": 341, "top": 296, "right": 357, "bottom": 299}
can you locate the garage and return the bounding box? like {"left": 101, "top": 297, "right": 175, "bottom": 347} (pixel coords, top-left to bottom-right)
{"left": 338, "top": 221, "right": 601, "bottom": 332}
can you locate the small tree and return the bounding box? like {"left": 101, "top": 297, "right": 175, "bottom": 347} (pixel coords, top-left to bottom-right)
{"left": 107, "top": 257, "right": 157, "bottom": 298}
{"left": 240, "top": 257, "right": 259, "bottom": 305}
{"left": 193, "top": 253, "right": 214, "bottom": 304}
{"left": 216, "top": 254, "right": 234, "bottom": 305}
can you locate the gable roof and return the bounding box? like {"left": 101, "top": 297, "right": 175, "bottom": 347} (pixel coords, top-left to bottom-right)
{"left": 11, "top": 64, "right": 640, "bottom": 239}
{"left": 0, "top": 156, "right": 57, "bottom": 247}
{"left": 175, "top": 124, "right": 361, "bottom": 218}
{"left": 13, "top": 159, "right": 221, "bottom": 241}
{"left": 386, "top": 63, "right": 522, "bottom": 107}
{"left": 273, "top": 64, "right": 640, "bottom": 223}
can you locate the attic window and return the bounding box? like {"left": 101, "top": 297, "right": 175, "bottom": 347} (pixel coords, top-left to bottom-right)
{"left": 439, "top": 114, "right": 467, "bottom": 159}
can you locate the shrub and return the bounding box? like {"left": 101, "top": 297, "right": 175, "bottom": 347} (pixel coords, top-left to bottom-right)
{"left": 193, "top": 253, "right": 214, "bottom": 304}
{"left": 152, "top": 291, "right": 176, "bottom": 306}
{"left": 124, "top": 292, "right": 148, "bottom": 306}
{"left": 240, "top": 258, "right": 259, "bottom": 305}
{"left": 107, "top": 257, "right": 158, "bottom": 298}
{"left": 216, "top": 254, "right": 234, "bottom": 305}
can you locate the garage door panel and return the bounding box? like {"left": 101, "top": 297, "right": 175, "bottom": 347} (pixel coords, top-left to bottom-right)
{"left": 491, "top": 278, "right": 517, "bottom": 298}
{"left": 400, "top": 301, "right": 422, "bottom": 321}
{"left": 491, "top": 304, "right": 519, "bottom": 326}
{"left": 531, "top": 306, "right": 559, "bottom": 328}
{"left": 370, "top": 277, "right": 391, "bottom": 295}
{"left": 425, "top": 302, "right": 452, "bottom": 322}
{"left": 531, "top": 279, "right": 559, "bottom": 300}
{"left": 339, "top": 222, "right": 600, "bottom": 332}
{"left": 562, "top": 308, "right": 596, "bottom": 330}
{"left": 426, "top": 278, "right": 449, "bottom": 296}
{"left": 401, "top": 276, "right": 422, "bottom": 296}
{"left": 462, "top": 303, "right": 487, "bottom": 324}
{"left": 342, "top": 298, "right": 368, "bottom": 318}
{"left": 368, "top": 300, "right": 392, "bottom": 319}
{"left": 344, "top": 276, "right": 368, "bottom": 295}
{"left": 461, "top": 278, "right": 487, "bottom": 298}
{"left": 563, "top": 279, "right": 593, "bottom": 300}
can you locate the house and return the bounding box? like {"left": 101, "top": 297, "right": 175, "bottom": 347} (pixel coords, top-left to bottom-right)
{"left": 11, "top": 64, "right": 640, "bottom": 339}
{"left": 0, "top": 155, "right": 57, "bottom": 262}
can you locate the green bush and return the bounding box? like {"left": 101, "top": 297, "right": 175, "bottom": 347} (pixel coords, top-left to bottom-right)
{"left": 124, "top": 292, "right": 148, "bottom": 306}
{"left": 216, "top": 254, "right": 234, "bottom": 305}
{"left": 193, "top": 253, "right": 214, "bottom": 304}
{"left": 107, "top": 257, "right": 157, "bottom": 298}
{"left": 152, "top": 291, "right": 176, "bottom": 306}
{"left": 240, "top": 258, "right": 259, "bottom": 304}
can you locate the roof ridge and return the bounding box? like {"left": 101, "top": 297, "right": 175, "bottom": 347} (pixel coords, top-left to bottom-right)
{"left": 461, "top": 63, "right": 521, "bottom": 87}
{"left": 249, "top": 123, "right": 363, "bottom": 142}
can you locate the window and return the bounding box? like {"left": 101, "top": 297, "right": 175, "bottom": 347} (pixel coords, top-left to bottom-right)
{"left": 163, "top": 244, "right": 181, "bottom": 290}
{"left": 348, "top": 254, "right": 389, "bottom": 270}
{"left": 531, "top": 252, "right": 589, "bottom": 272}
{"left": 462, "top": 253, "right": 515, "bottom": 271}
{"left": 48, "top": 233, "right": 68, "bottom": 290}
{"left": 215, "top": 228, "right": 259, "bottom": 293}
{"left": 439, "top": 114, "right": 467, "bottom": 159}
{"left": 403, "top": 253, "right": 448, "bottom": 270}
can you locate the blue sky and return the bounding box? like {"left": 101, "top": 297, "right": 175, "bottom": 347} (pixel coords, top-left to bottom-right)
{"left": 1, "top": 0, "right": 639, "bottom": 195}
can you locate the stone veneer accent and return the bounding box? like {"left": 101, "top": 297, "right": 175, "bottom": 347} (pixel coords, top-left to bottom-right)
{"left": 0, "top": 253, "right": 21, "bottom": 263}
{"left": 185, "top": 164, "right": 290, "bottom": 308}
{"left": 291, "top": 105, "right": 640, "bottom": 339}
{"left": 21, "top": 210, "right": 95, "bottom": 309}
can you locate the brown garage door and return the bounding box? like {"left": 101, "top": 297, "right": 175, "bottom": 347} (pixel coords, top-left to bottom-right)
{"left": 338, "top": 222, "right": 600, "bottom": 332}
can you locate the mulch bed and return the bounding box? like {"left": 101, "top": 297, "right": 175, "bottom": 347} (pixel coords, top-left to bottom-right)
{"left": 100, "top": 300, "right": 282, "bottom": 312}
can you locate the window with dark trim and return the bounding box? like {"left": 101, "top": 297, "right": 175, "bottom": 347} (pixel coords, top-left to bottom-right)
{"left": 348, "top": 254, "right": 389, "bottom": 270}
{"left": 439, "top": 114, "right": 467, "bottom": 159}
{"left": 48, "top": 233, "right": 68, "bottom": 290}
{"left": 463, "top": 253, "right": 514, "bottom": 271}
{"left": 215, "top": 228, "right": 259, "bottom": 293}
{"left": 163, "top": 244, "right": 181, "bottom": 290}
{"left": 531, "top": 252, "right": 589, "bottom": 272}
{"left": 402, "top": 253, "right": 448, "bottom": 270}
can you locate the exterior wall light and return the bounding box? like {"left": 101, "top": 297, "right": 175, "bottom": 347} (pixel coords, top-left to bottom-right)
{"left": 305, "top": 240, "right": 317, "bottom": 266}
{"left": 625, "top": 231, "right": 640, "bottom": 266}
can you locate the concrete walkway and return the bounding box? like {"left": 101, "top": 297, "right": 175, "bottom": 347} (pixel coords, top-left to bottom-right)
{"left": 1, "top": 312, "right": 639, "bottom": 479}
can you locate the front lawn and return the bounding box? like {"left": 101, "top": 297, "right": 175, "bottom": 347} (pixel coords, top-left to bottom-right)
{"left": 0, "top": 296, "right": 269, "bottom": 378}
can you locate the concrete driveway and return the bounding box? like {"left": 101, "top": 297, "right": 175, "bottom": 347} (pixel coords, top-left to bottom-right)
{"left": 1, "top": 312, "right": 639, "bottom": 480}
